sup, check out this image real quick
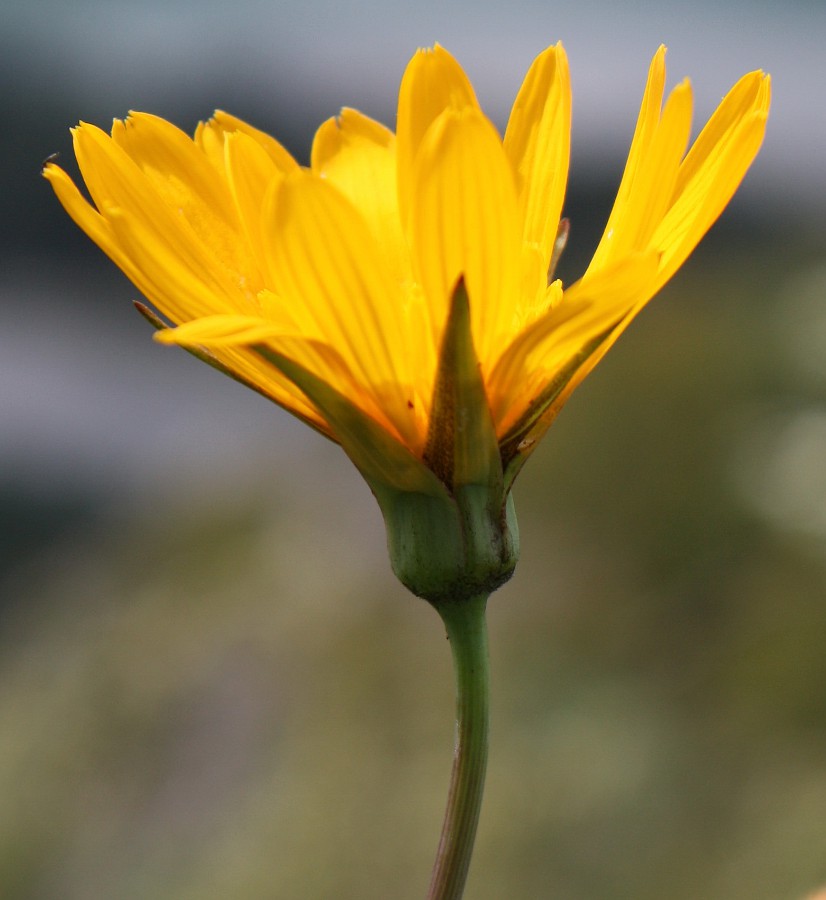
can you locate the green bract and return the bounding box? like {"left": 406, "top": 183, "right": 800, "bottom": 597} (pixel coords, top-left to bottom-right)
{"left": 261, "top": 279, "right": 520, "bottom": 604}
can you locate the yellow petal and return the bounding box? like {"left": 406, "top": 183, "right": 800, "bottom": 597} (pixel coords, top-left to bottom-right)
{"left": 593, "top": 45, "right": 667, "bottom": 266}
{"left": 587, "top": 49, "right": 693, "bottom": 274}
{"left": 490, "top": 251, "right": 659, "bottom": 434}
{"left": 263, "top": 170, "right": 422, "bottom": 448}
{"left": 504, "top": 42, "right": 571, "bottom": 270}
{"left": 103, "top": 205, "right": 244, "bottom": 321}
{"left": 153, "top": 313, "right": 291, "bottom": 346}
{"left": 113, "top": 112, "right": 235, "bottom": 222}
{"left": 47, "top": 45, "right": 771, "bottom": 500}
{"left": 43, "top": 162, "right": 136, "bottom": 280}
{"left": 73, "top": 122, "right": 177, "bottom": 233}
{"left": 72, "top": 122, "right": 251, "bottom": 312}
{"left": 409, "top": 106, "right": 522, "bottom": 368}
{"left": 48, "top": 135, "right": 239, "bottom": 324}
{"left": 313, "top": 106, "right": 394, "bottom": 164}
{"left": 610, "top": 81, "right": 692, "bottom": 258}
{"left": 193, "top": 118, "right": 227, "bottom": 175}
{"left": 111, "top": 113, "right": 258, "bottom": 287}
{"left": 311, "top": 108, "right": 409, "bottom": 282}
{"left": 396, "top": 44, "right": 480, "bottom": 231}
{"left": 651, "top": 71, "right": 771, "bottom": 288}
{"left": 224, "top": 130, "right": 286, "bottom": 280}
{"left": 673, "top": 70, "right": 769, "bottom": 198}
{"left": 46, "top": 159, "right": 229, "bottom": 333}
{"left": 198, "top": 110, "right": 299, "bottom": 173}
{"left": 523, "top": 260, "right": 661, "bottom": 439}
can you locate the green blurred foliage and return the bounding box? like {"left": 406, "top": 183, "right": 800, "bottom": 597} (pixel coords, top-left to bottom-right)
{"left": 2, "top": 229, "right": 826, "bottom": 899}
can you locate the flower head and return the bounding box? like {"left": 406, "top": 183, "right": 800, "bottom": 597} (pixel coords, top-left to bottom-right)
{"left": 45, "top": 44, "right": 769, "bottom": 600}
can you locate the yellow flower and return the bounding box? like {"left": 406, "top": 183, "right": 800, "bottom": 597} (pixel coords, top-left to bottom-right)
{"left": 45, "top": 44, "right": 769, "bottom": 600}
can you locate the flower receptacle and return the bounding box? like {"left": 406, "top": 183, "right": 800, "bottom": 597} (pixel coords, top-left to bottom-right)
{"left": 381, "top": 486, "right": 519, "bottom": 605}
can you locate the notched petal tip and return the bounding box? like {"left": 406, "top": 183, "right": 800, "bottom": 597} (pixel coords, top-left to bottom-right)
{"left": 311, "top": 106, "right": 394, "bottom": 174}
{"left": 40, "top": 152, "right": 60, "bottom": 174}
{"left": 415, "top": 41, "right": 447, "bottom": 56}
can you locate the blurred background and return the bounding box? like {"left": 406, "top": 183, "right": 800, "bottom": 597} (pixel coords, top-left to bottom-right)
{"left": 2, "top": 0, "right": 826, "bottom": 897}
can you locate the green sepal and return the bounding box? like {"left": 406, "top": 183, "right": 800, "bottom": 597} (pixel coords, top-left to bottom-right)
{"left": 134, "top": 301, "right": 331, "bottom": 440}
{"left": 423, "top": 277, "right": 504, "bottom": 501}
{"left": 251, "top": 344, "right": 448, "bottom": 500}
{"left": 249, "top": 281, "right": 519, "bottom": 605}
{"left": 499, "top": 330, "right": 611, "bottom": 492}
{"left": 395, "top": 278, "right": 518, "bottom": 603}
{"left": 249, "top": 343, "right": 513, "bottom": 601}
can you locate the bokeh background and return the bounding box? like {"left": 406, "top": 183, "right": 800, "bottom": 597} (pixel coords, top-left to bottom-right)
{"left": 2, "top": 0, "right": 826, "bottom": 897}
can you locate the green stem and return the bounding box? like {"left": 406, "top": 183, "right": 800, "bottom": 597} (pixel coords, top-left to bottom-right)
{"left": 427, "top": 594, "right": 491, "bottom": 900}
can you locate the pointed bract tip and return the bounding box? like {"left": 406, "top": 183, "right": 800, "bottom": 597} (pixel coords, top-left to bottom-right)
{"left": 133, "top": 301, "right": 168, "bottom": 331}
